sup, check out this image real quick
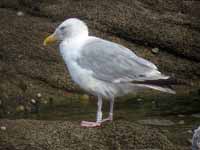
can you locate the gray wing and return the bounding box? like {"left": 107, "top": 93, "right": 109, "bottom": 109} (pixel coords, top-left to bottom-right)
{"left": 77, "top": 37, "right": 162, "bottom": 83}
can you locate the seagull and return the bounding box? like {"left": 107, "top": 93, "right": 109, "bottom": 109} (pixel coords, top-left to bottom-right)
{"left": 192, "top": 126, "right": 200, "bottom": 150}
{"left": 43, "top": 18, "right": 175, "bottom": 127}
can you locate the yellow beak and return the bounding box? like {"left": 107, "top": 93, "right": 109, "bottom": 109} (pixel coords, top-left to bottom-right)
{"left": 43, "top": 34, "right": 57, "bottom": 46}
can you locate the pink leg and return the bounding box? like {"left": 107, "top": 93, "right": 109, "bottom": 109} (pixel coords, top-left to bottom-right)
{"left": 80, "top": 97, "right": 114, "bottom": 128}
{"left": 81, "top": 95, "right": 103, "bottom": 128}
{"left": 102, "top": 98, "right": 114, "bottom": 123}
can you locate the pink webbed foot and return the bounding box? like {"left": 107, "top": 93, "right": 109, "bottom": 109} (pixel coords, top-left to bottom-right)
{"left": 81, "top": 121, "right": 101, "bottom": 128}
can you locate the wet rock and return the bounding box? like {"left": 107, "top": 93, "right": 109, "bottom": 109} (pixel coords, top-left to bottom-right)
{"left": 0, "top": 119, "right": 178, "bottom": 150}
{"left": 138, "top": 119, "right": 175, "bottom": 126}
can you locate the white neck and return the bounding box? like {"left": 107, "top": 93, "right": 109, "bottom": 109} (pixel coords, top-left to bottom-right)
{"left": 59, "top": 34, "right": 89, "bottom": 62}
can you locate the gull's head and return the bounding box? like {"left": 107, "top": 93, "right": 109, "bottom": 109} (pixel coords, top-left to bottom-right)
{"left": 43, "top": 18, "right": 88, "bottom": 46}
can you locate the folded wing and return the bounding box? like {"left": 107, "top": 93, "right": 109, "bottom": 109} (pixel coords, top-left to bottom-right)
{"left": 77, "top": 37, "right": 168, "bottom": 83}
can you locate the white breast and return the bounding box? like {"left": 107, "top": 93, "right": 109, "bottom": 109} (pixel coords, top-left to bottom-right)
{"left": 59, "top": 36, "right": 97, "bottom": 91}
{"left": 59, "top": 36, "right": 118, "bottom": 98}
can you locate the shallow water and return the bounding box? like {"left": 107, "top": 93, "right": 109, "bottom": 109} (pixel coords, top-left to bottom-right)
{"left": 1, "top": 90, "right": 200, "bottom": 149}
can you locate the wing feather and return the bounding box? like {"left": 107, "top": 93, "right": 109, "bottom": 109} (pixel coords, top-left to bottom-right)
{"left": 77, "top": 37, "right": 166, "bottom": 83}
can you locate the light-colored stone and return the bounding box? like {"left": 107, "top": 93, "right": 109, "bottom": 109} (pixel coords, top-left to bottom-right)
{"left": 37, "top": 93, "right": 42, "bottom": 98}
{"left": 0, "top": 126, "right": 6, "bottom": 131}
{"left": 151, "top": 48, "right": 159, "bottom": 54}
{"left": 43, "top": 100, "right": 48, "bottom": 104}
{"left": 16, "top": 105, "right": 25, "bottom": 112}
{"left": 187, "top": 130, "right": 193, "bottom": 134}
{"left": 31, "top": 99, "right": 36, "bottom": 104}
{"left": 17, "top": 11, "right": 24, "bottom": 16}
{"left": 177, "top": 114, "right": 185, "bottom": 118}
{"left": 137, "top": 98, "right": 142, "bottom": 102}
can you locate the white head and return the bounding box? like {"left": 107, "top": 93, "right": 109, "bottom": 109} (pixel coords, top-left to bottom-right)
{"left": 43, "top": 18, "right": 88, "bottom": 45}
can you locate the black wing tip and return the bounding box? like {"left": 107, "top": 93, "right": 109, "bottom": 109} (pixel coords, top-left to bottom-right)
{"left": 132, "top": 78, "right": 188, "bottom": 86}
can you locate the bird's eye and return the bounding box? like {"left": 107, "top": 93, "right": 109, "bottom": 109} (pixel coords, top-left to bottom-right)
{"left": 60, "top": 26, "right": 66, "bottom": 31}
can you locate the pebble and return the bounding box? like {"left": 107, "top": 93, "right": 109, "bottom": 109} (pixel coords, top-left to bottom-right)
{"left": 16, "top": 105, "right": 25, "bottom": 112}
{"left": 177, "top": 114, "right": 185, "bottom": 118}
{"left": 31, "top": 99, "right": 36, "bottom": 104}
{"left": 17, "top": 11, "right": 24, "bottom": 16}
{"left": 178, "top": 120, "right": 185, "bottom": 125}
{"left": 137, "top": 98, "right": 142, "bottom": 102}
{"left": 151, "top": 48, "right": 159, "bottom": 54}
{"left": 37, "top": 93, "right": 42, "bottom": 98}
{"left": 0, "top": 100, "right": 2, "bottom": 105}
{"left": 187, "top": 130, "right": 193, "bottom": 134}
{"left": 0, "top": 126, "right": 6, "bottom": 131}
{"left": 43, "top": 100, "right": 48, "bottom": 104}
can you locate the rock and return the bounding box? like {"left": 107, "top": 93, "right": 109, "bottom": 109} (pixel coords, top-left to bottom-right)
{"left": 152, "top": 48, "right": 159, "bottom": 54}
{"left": 2, "top": 0, "right": 200, "bottom": 61}
{"left": 138, "top": 119, "right": 175, "bottom": 126}
{"left": 0, "top": 100, "right": 2, "bottom": 105}
{"left": 0, "top": 119, "right": 178, "bottom": 150}
{"left": 0, "top": 126, "right": 6, "bottom": 131}
{"left": 0, "top": 0, "right": 199, "bottom": 116}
